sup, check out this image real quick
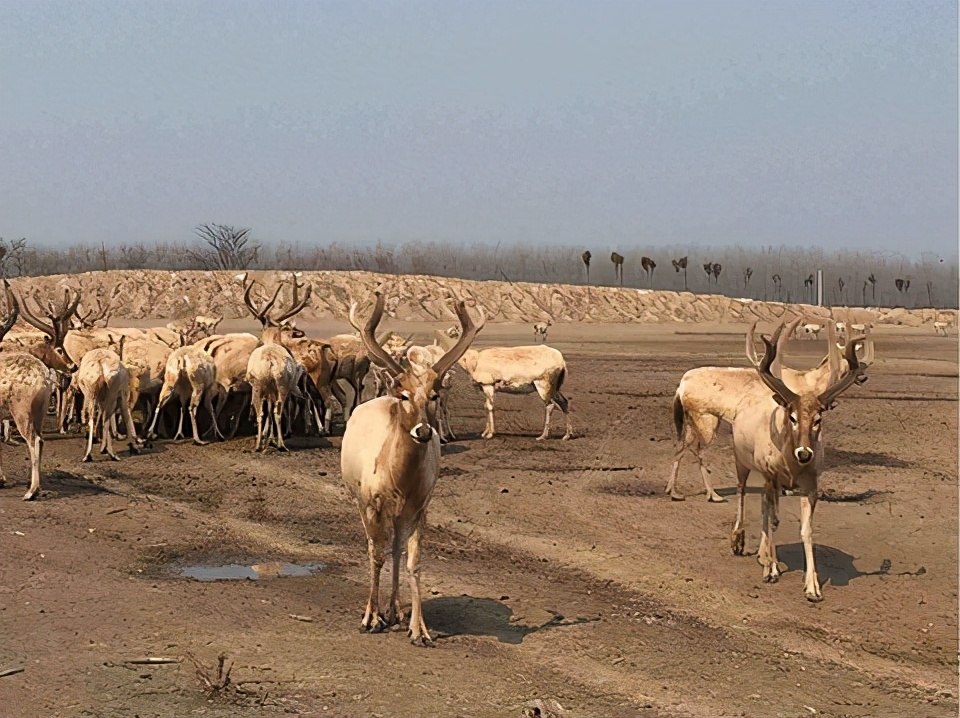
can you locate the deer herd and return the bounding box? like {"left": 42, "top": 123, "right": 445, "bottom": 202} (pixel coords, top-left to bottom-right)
{"left": 0, "top": 270, "right": 923, "bottom": 644}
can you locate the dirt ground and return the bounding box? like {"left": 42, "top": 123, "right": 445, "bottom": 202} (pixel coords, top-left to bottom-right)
{"left": 0, "top": 319, "right": 956, "bottom": 718}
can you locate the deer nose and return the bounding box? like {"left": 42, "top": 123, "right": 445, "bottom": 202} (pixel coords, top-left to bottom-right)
{"left": 409, "top": 423, "right": 433, "bottom": 443}
{"left": 794, "top": 447, "right": 814, "bottom": 464}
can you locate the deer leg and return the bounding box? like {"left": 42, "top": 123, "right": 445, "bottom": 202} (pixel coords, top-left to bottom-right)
{"left": 331, "top": 380, "right": 349, "bottom": 427}
{"left": 800, "top": 495, "right": 823, "bottom": 602}
{"left": 120, "top": 388, "right": 140, "bottom": 455}
{"left": 23, "top": 433, "right": 43, "bottom": 501}
{"left": 202, "top": 389, "right": 225, "bottom": 441}
{"left": 252, "top": 391, "right": 264, "bottom": 452}
{"left": 758, "top": 482, "right": 781, "bottom": 583}
{"left": 555, "top": 391, "right": 572, "bottom": 441}
{"left": 481, "top": 385, "right": 496, "bottom": 439}
{"left": 189, "top": 387, "right": 207, "bottom": 446}
{"left": 730, "top": 461, "right": 751, "bottom": 555}
{"left": 82, "top": 401, "right": 96, "bottom": 462}
{"left": 147, "top": 386, "right": 174, "bottom": 439}
{"left": 405, "top": 522, "right": 432, "bottom": 647}
{"left": 361, "top": 531, "right": 388, "bottom": 634}
{"left": 226, "top": 391, "right": 250, "bottom": 440}
{"left": 172, "top": 401, "right": 187, "bottom": 441}
{"left": 385, "top": 525, "right": 405, "bottom": 626}
{"left": 273, "top": 395, "right": 288, "bottom": 451}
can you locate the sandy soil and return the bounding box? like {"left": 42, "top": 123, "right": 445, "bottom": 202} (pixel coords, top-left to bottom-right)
{"left": 0, "top": 319, "right": 956, "bottom": 718}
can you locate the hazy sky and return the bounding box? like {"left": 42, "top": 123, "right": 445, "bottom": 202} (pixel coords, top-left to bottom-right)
{"left": 1, "top": 0, "right": 957, "bottom": 256}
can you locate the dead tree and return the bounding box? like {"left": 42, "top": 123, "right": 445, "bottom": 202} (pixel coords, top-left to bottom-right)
{"left": 772, "top": 273, "right": 783, "bottom": 300}
{"left": 866, "top": 273, "right": 877, "bottom": 304}
{"left": 581, "top": 251, "right": 591, "bottom": 285}
{"left": 188, "top": 224, "right": 260, "bottom": 270}
{"left": 804, "top": 274, "right": 815, "bottom": 303}
{"left": 712, "top": 263, "right": 722, "bottom": 284}
{"left": 703, "top": 262, "right": 713, "bottom": 283}
{"left": 672, "top": 256, "right": 688, "bottom": 290}
{"left": 640, "top": 256, "right": 656, "bottom": 284}
{"left": 610, "top": 252, "right": 624, "bottom": 285}
{"left": 743, "top": 267, "right": 753, "bottom": 289}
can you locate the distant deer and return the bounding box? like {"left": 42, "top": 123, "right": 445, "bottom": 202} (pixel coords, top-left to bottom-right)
{"left": 581, "top": 250, "right": 592, "bottom": 285}
{"left": 640, "top": 256, "right": 656, "bottom": 284}
{"left": 672, "top": 256, "right": 688, "bottom": 290}
{"left": 533, "top": 320, "right": 551, "bottom": 343}
{"left": 611, "top": 252, "right": 624, "bottom": 285}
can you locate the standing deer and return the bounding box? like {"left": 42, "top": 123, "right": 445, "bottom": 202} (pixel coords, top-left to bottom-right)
{"left": 611, "top": 252, "right": 624, "bottom": 285}
{"left": 0, "top": 353, "right": 56, "bottom": 500}
{"left": 74, "top": 344, "right": 140, "bottom": 462}
{"left": 147, "top": 345, "right": 222, "bottom": 445}
{"left": 341, "top": 292, "right": 483, "bottom": 645}
{"left": 533, "top": 320, "right": 551, "bottom": 343}
{"left": 729, "top": 323, "right": 867, "bottom": 601}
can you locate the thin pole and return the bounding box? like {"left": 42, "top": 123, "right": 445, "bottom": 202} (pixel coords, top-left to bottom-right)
{"left": 817, "top": 269, "right": 823, "bottom": 307}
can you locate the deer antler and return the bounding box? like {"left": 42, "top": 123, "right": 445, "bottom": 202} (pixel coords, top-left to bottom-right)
{"left": 349, "top": 293, "right": 406, "bottom": 377}
{"left": 74, "top": 284, "right": 122, "bottom": 329}
{"left": 243, "top": 277, "right": 284, "bottom": 327}
{"left": 272, "top": 274, "right": 312, "bottom": 325}
{"left": 17, "top": 285, "right": 80, "bottom": 347}
{"left": 431, "top": 297, "right": 485, "bottom": 379}
{"left": 755, "top": 322, "right": 800, "bottom": 406}
{"left": 818, "top": 334, "right": 867, "bottom": 409}
{"left": 0, "top": 281, "right": 19, "bottom": 343}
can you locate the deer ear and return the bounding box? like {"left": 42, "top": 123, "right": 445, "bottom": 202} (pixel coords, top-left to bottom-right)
{"left": 771, "top": 394, "right": 789, "bottom": 408}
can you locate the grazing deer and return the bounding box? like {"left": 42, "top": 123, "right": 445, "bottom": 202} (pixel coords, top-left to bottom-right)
{"left": 666, "top": 319, "right": 864, "bottom": 502}
{"left": 191, "top": 332, "right": 260, "bottom": 439}
{"left": 728, "top": 324, "right": 867, "bottom": 601}
{"left": 147, "top": 345, "right": 222, "bottom": 444}
{"left": 0, "top": 352, "right": 56, "bottom": 500}
{"left": 74, "top": 344, "right": 140, "bottom": 462}
{"left": 341, "top": 292, "right": 483, "bottom": 645}
{"left": 533, "top": 320, "right": 551, "bottom": 343}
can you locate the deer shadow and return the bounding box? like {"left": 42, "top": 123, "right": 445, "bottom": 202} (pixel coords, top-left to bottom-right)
{"left": 34, "top": 470, "right": 115, "bottom": 500}
{"left": 824, "top": 449, "right": 911, "bottom": 469}
{"left": 777, "top": 544, "right": 923, "bottom": 587}
{"left": 422, "top": 595, "right": 598, "bottom": 645}
{"left": 440, "top": 443, "right": 469, "bottom": 456}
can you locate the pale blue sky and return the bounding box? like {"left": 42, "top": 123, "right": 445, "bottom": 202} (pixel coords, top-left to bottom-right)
{"left": 1, "top": 0, "right": 956, "bottom": 256}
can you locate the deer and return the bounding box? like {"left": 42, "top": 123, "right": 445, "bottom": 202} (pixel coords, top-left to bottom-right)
{"left": 73, "top": 342, "right": 141, "bottom": 462}
{"left": 440, "top": 336, "right": 572, "bottom": 441}
{"left": 728, "top": 323, "right": 867, "bottom": 601}
{"left": 800, "top": 323, "right": 822, "bottom": 339}
{"left": 666, "top": 318, "right": 867, "bottom": 502}
{"left": 192, "top": 332, "right": 261, "bottom": 439}
{"left": 246, "top": 330, "right": 301, "bottom": 452}
{"left": 341, "top": 291, "right": 483, "bottom": 645}
{"left": 934, "top": 321, "right": 949, "bottom": 337}
{"left": 0, "top": 352, "right": 56, "bottom": 500}
{"left": 532, "top": 320, "right": 551, "bottom": 343}
{"left": 146, "top": 345, "right": 222, "bottom": 445}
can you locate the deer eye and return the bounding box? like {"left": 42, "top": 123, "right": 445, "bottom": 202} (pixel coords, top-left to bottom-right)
{"left": 788, "top": 411, "right": 798, "bottom": 425}
{"left": 399, "top": 390, "right": 411, "bottom": 401}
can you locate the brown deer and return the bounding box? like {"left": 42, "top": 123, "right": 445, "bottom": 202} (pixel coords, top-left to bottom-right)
{"left": 0, "top": 351, "right": 56, "bottom": 500}
{"left": 341, "top": 292, "right": 483, "bottom": 645}
{"left": 728, "top": 323, "right": 867, "bottom": 601}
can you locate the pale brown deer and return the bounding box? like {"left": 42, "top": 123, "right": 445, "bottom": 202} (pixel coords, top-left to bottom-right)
{"left": 728, "top": 323, "right": 867, "bottom": 601}
{"left": 340, "top": 292, "right": 483, "bottom": 645}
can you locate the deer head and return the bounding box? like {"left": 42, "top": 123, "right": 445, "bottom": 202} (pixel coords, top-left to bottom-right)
{"left": 349, "top": 292, "right": 484, "bottom": 443}
{"left": 756, "top": 322, "right": 866, "bottom": 467}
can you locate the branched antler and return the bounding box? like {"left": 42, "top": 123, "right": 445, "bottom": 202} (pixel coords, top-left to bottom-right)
{"left": 17, "top": 285, "right": 80, "bottom": 347}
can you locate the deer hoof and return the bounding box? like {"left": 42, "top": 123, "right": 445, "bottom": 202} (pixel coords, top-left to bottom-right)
{"left": 364, "top": 618, "right": 388, "bottom": 634}
{"left": 707, "top": 492, "right": 727, "bottom": 503}
{"left": 410, "top": 636, "right": 434, "bottom": 647}
{"left": 193, "top": 439, "right": 208, "bottom": 447}
{"left": 806, "top": 591, "right": 824, "bottom": 603}
{"left": 128, "top": 444, "right": 140, "bottom": 456}
{"left": 22, "top": 488, "right": 39, "bottom": 501}
{"left": 82, "top": 455, "right": 93, "bottom": 463}
{"left": 731, "top": 529, "right": 745, "bottom": 555}
{"left": 669, "top": 490, "right": 686, "bottom": 502}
